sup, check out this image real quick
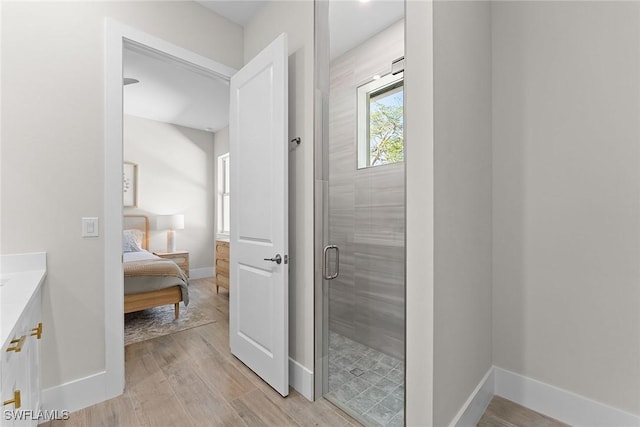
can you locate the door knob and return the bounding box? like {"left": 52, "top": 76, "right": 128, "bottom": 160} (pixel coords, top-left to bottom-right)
{"left": 264, "top": 254, "right": 282, "bottom": 265}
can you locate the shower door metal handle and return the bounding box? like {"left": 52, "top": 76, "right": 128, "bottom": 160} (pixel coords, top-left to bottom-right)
{"left": 323, "top": 245, "right": 340, "bottom": 280}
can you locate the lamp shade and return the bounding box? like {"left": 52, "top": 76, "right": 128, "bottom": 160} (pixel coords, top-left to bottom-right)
{"left": 156, "top": 214, "right": 184, "bottom": 230}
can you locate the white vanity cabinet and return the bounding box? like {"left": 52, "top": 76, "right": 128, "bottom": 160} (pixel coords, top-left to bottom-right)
{"left": 1, "top": 294, "right": 42, "bottom": 427}
{"left": 0, "top": 254, "right": 45, "bottom": 427}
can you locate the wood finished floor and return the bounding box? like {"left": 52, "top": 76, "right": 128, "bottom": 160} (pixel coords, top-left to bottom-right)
{"left": 477, "top": 396, "right": 570, "bottom": 427}
{"left": 41, "top": 278, "right": 568, "bottom": 427}
{"left": 42, "top": 279, "right": 362, "bottom": 427}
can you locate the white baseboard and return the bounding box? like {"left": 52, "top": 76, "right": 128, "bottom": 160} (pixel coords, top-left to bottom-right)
{"left": 450, "top": 367, "right": 495, "bottom": 427}
{"left": 494, "top": 367, "right": 640, "bottom": 427}
{"left": 189, "top": 267, "right": 214, "bottom": 280}
{"left": 41, "top": 371, "right": 107, "bottom": 414}
{"left": 289, "top": 358, "right": 314, "bottom": 401}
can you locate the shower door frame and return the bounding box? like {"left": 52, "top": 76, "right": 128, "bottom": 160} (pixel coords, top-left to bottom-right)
{"left": 313, "top": 0, "right": 331, "bottom": 401}
{"left": 312, "top": 0, "right": 410, "bottom": 411}
{"left": 313, "top": 1, "right": 435, "bottom": 423}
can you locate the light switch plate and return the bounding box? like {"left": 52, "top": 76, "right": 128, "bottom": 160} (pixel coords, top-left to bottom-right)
{"left": 82, "top": 217, "right": 99, "bottom": 237}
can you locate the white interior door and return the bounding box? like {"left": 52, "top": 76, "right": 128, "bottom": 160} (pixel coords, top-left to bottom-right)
{"left": 229, "top": 33, "right": 289, "bottom": 396}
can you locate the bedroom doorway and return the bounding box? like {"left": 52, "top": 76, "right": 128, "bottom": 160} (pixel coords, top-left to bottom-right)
{"left": 121, "top": 40, "right": 229, "bottom": 347}
{"left": 106, "top": 20, "right": 292, "bottom": 402}
{"left": 105, "top": 19, "right": 236, "bottom": 399}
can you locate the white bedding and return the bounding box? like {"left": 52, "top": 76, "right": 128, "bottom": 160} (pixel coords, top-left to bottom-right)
{"left": 123, "top": 249, "right": 160, "bottom": 263}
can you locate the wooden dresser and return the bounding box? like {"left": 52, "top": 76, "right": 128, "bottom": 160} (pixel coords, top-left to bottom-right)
{"left": 215, "top": 240, "right": 229, "bottom": 293}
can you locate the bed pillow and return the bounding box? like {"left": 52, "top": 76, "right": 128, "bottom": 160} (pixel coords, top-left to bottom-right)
{"left": 123, "top": 229, "right": 144, "bottom": 252}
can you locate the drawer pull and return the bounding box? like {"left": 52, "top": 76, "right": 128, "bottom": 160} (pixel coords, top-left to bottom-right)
{"left": 31, "top": 322, "right": 43, "bottom": 340}
{"left": 6, "top": 335, "right": 26, "bottom": 353}
{"left": 3, "top": 390, "right": 21, "bottom": 409}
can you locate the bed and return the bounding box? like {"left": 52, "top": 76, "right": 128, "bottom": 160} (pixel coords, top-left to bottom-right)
{"left": 123, "top": 215, "right": 189, "bottom": 319}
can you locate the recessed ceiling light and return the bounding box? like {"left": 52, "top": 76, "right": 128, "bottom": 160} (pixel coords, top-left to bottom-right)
{"left": 373, "top": 75, "right": 381, "bottom": 80}
{"left": 360, "top": 0, "right": 370, "bottom": 3}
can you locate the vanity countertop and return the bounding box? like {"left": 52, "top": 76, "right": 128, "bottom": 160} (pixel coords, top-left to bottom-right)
{"left": 0, "top": 252, "right": 47, "bottom": 346}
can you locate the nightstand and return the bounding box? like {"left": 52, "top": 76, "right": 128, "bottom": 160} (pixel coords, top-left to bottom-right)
{"left": 153, "top": 251, "right": 189, "bottom": 278}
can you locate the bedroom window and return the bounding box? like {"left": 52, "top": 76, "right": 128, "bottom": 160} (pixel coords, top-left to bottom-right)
{"left": 217, "top": 153, "right": 230, "bottom": 236}
{"left": 357, "top": 72, "right": 404, "bottom": 169}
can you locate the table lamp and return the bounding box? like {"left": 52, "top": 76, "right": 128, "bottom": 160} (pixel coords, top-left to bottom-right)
{"left": 156, "top": 214, "right": 185, "bottom": 252}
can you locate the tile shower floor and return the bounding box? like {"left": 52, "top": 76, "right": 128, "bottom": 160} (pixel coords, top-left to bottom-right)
{"left": 327, "top": 331, "right": 404, "bottom": 427}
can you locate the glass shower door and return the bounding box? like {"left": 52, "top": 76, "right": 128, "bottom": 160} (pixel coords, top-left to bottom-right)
{"left": 317, "top": 2, "right": 406, "bottom": 425}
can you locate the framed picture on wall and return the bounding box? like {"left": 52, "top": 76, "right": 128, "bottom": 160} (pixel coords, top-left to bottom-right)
{"left": 123, "top": 161, "right": 138, "bottom": 207}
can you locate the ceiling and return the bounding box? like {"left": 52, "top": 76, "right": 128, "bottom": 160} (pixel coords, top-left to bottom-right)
{"left": 196, "top": 0, "right": 265, "bottom": 26}
{"left": 123, "top": 0, "right": 404, "bottom": 133}
{"left": 330, "top": 0, "right": 404, "bottom": 60}
{"left": 123, "top": 45, "right": 230, "bottom": 133}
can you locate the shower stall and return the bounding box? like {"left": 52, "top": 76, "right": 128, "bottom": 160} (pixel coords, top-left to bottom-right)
{"left": 315, "top": 2, "right": 406, "bottom": 426}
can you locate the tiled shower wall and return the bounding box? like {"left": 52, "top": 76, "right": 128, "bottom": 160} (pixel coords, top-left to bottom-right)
{"left": 328, "top": 20, "right": 405, "bottom": 360}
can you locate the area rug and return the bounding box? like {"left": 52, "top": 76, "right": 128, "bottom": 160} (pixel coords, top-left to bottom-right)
{"left": 124, "top": 277, "right": 223, "bottom": 346}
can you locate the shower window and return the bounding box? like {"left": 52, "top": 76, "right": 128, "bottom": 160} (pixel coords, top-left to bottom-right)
{"left": 357, "top": 72, "right": 404, "bottom": 169}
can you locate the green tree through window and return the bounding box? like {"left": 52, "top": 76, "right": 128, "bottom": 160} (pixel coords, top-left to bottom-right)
{"left": 369, "top": 86, "right": 404, "bottom": 166}
{"left": 357, "top": 73, "right": 404, "bottom": 169}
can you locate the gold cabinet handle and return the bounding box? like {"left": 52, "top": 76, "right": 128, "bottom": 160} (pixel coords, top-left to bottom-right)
{"left": 31, "top": 322, "right": 43, "bottom": 340}
{"left": 3, "top": 390, "right": 21, "bottom": 409}
{"left": 6, "top": 336, "right": 26, "bottom": 353}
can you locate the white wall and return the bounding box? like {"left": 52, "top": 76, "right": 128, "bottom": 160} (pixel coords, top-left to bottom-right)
{"left": 123, "top": 115, "right": 215, "bottom": 270}
{"left": 0, "top": 1, "right": 242, "bottom": 390}
{"left": 405, "top": 0, "right": 435, "bottom": 424}
{"left": 433, "top": 2, "right": 493, "bottom": 426}
{"left": 213, "top": 127, "right": 230, "bottom": 165}
{"left": 492, "top": 1, "right": 640, "bottom": 416}
{"left": 243, "top": 1, "right": 315, "bottom": 372}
